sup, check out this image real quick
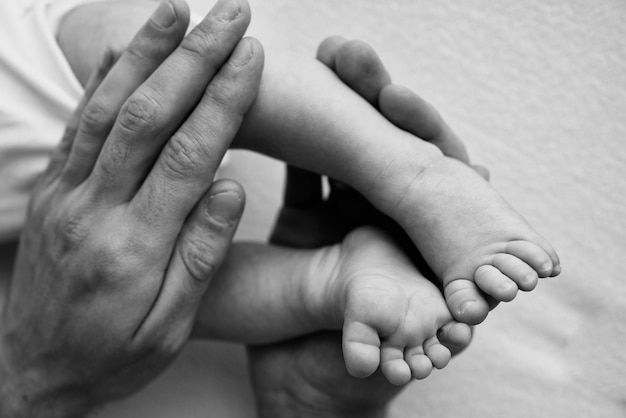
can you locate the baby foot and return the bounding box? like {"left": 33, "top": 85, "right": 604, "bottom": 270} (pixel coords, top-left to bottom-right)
{"left": 374, "top": 155, "right": 561, "bottom": 325}
{"left": 324, "top": 42, "right": 531, "bottom": 325}
{"left": 322, "top": 227, "right": 471, "bottom": 386}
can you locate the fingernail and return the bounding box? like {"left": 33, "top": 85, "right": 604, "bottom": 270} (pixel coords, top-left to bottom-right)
{"left": 152, "top": 1, "right": 176, "bottom": 29}
{"left": 212, "top": 0, "right": 241, "bottom": 22}
{"left": 206, "top": 191, "right": 243, "bottom": 225}
{"left": 230, "top": 39, "right": 254, "bottom": 67}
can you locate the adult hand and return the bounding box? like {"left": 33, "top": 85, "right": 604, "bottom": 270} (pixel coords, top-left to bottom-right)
{"left": 0, "top": 0, "right": 263, "bottom": 416}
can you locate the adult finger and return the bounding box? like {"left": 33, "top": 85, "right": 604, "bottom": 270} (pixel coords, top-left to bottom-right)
{"left": 316, "top": 35, "right": 347, "bottom": 70}
{"left": 324, "top": 39, "right": 474, "bottom": 166}
{"left": 130, "top": 37, "right": 264, "bottom": 237}
{"left": 135, "top": 179, "right": 245, "bottom": 344}
{"left": 89, "top": 0, "right": 251, "bottom": 201}
{"left": 317, "top": 37, "right": 392, "bottom": 107}
{"left": 60, "top": 0, "right": 190, "bottom": 187}
{"left": 378, "top": 84, "right": 471, "bottom": 164}
{"left": 333, "top": 40, "right": 392, "bottom": 106}
{"left": 43, "top": 50, "right": 116, "bottom": 184}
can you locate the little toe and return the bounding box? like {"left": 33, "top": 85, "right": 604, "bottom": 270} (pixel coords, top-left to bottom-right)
{"left": 474, "top": 265, "right": 518, "bottom": 302}
{"left": 537, "top": 236, "right": 561, "bottom": 276}
{"left": 492, "top": 253, "right": 539, "bottom": 291}
{"left": 423, "top": 337, "right": 451, "bottom": 369}
{"left": 505, "top": 241, "right": 554, "bottom": 278}
{"left": 343, "top": 321, "right": 381, "bottom": 378}
{"left": 444, "top": 279, "right": 490, "bottom": 325}
{"left": 381, "top": 345, "right": 412, "bottom": 386}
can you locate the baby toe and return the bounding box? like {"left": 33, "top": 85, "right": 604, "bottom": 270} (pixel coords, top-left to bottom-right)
{"left": 423, "top": 336, "right": 451, "bottom": 369}
{"left": 444, "top": 279, "right": 490, "bottom": 325}
{"left": 381, "top": 345, "right": 412, "bottom": 386}
{"left": 405, "top": 347, "right": 433, "bottom": 380}
{"left": 537, "top": 235, "right": 561, "bottom": 276}
{"left": 437, "top": 321, "right": 472, "bottom": 349}
{"left": 343, "top": 321, "right": 381, "bottom": 378}
{"left": 492, "top": 253, "right": 538, "bottom": 291}
{"left": 505, "top": 240, "right": 554, "bottom": 278}
{"left": 474, "top": 265, "right": 518, "bottom": 302}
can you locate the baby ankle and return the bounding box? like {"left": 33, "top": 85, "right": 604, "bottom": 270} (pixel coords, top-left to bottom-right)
{"left": 301, "top": 245, "right": 344, "bottom": 330}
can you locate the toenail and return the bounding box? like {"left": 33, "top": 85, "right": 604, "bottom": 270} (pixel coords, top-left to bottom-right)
{"left": 500, "top": 282, "right": 514, "bottom": 291}
{"left": 459, "top": 300, "right": 476, "bottom": 314}
{"left": 540, "top": 261, "right": 552, "bottom": 273}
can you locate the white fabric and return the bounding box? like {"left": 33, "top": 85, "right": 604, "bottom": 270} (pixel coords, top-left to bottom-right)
{"left": 0, "top": 0, "right": 88, "bottom": 242}
{"left": 0, "top": 0, "right": 207, "bottom": 242}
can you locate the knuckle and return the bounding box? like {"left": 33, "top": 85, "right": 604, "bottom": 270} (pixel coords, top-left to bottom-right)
{"left": 91, "top": 234, "right": 145, "bottom": 285}
{"left": 180, "top": 237, "right": 220, "bottom": 282}
{"left": 54, "top": 218, "right": 86, "bottom": 253}
{"left": 179, "top": 27, "right": 220, "bottom": 60}
{"left": 204, "top": 64, "right": 259, "bottom": 117}
{"left": 51, "top": 206, "right": 91, "bottom": 253}
{"left": 204, "top": 83, "right": 236, "bottom": 111}
{"left": 118, "top": 90, "right": 162, "bottom": 137}
{"left": 99, "top": 134, "right": 134, "bottom": 173}
{"left": 124, "top": 39, "right": 151, "bottom": 63}
{"left": 92, "top": 244, "right": 125, "bottom": 282}
{"left": 80, "top": 99, "right": 111, "bottom": 137}
{"left": 160, "top": 131, "right": 205, "bottom": 180}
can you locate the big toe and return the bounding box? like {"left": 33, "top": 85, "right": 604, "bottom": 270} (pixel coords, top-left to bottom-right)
{"left": 444, "top": 279, "right": 490, "bottom": 325}
{"left": 437, "top": 322, "right": 473, "bottom": 351}
{"left": 343, "top": 321, "right": 381, "bottom": 378}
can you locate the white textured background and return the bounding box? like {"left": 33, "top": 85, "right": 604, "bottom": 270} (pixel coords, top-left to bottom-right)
{"left": 95, "top": 1, "right": 626, "bottom": 417}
